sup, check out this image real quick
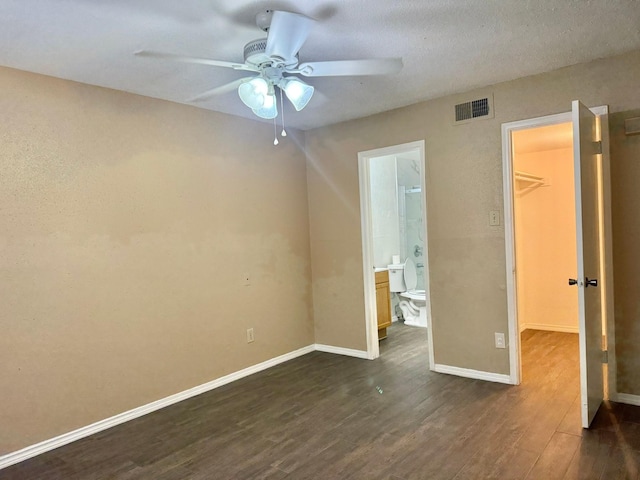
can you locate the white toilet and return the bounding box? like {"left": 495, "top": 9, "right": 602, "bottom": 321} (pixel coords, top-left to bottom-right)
{"left": 387, "top": 258, "right": 428, "bottom": 328}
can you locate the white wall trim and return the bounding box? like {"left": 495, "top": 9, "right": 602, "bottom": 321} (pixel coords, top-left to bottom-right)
{"left": 0, "top": 342, "right": 525, "bottom": 471}
{"left": 314, "top": 344, "right": 370, "bottom": 359}
{"left": 502, "top": 110, "right": 574, "bottom": 386}
{"left": 521, "top": 324, "right": 579, "bottom": 334}
{"left": 357, "top": 149, "right": 380, "bottom": 361}
{"left": 597, "top": 106, "right": 618, "bottom": 410}
{"left": 433, "top": 364, "right": 513, "bottom": 385}
{"left": 616, "top": 393, "right": 640, "bottom": 407}
{"left": 0, "top": 344, "right": 316, "bottom": 471}
{"left": 357, "top": 140, "right": 434, "bottom": 369}
{"left": 501, "top": 105, "right": 613, "bottom": 390}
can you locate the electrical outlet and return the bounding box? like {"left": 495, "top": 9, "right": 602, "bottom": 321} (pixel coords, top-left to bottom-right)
{"left": 246, "top": 328, "right": 255, "bottom": 343}
{"left": 489, "top": 210, "right": 500, "bottom": 226}
{"left": 495, "top": 332, "right": 506, "bottom": 349}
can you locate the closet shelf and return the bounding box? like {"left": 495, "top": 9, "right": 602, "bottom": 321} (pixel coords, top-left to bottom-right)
{"left": 514, "top": 170, "right": 548, "bottom": 194}
{"left": 515, "top": 170, "right": 544, "bottom": 185}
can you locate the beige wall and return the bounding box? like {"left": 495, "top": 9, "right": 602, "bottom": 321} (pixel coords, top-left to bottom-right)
{"left": 514, "top": 147, "right": 578, "bottom": 332}
{"left": 610, "top": 108, "right": 640, "bottom": 396}
{"left": 0, "top": 67, "right": 313, "bottom": 454}
{"left": 306, "top": 49, "right": 640, "bottom": 375}
{"left": 4, "top": 48, "right": 640, "bottom": 457}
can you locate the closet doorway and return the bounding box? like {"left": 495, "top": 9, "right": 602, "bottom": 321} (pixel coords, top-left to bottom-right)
{"left": 512, "top": 122, "right": 578, "bottom": 335}
{"left": 502, "top": 103, "right": 615, "bottom": 428}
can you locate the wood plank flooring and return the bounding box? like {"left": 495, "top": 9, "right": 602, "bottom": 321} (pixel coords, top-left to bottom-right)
{"left": 2, "top": 324, "right": 639, "bottom": 479}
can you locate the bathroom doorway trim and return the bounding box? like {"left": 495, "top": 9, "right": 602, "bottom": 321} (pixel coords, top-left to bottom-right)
{"left": 357, "top": 140, "right": 434, "bottom": 366}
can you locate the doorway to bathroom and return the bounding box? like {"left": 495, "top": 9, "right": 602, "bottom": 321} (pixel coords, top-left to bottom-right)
{"left": 357, "top": 140, "right": 434, "bottom": 366}
{"left": 502, "top": 103, "right": 615, "bottom": 428}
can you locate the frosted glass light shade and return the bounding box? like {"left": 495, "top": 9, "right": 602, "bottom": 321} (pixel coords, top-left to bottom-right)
{"left": 252, "top": 93, "right": 277, "bottom": 119}
{"left": 238, "top": 77, "right": 269, "bottom": 110}
{"left": 280, "top": 77, "right": 314, "bottom": 111}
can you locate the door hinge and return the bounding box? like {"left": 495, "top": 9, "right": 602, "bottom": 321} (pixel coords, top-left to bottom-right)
{"left": 602, "top": 349, "right": 608, "bottom": 364}
{"left": 594, "top": 141, "right": 603, "bottom": 155}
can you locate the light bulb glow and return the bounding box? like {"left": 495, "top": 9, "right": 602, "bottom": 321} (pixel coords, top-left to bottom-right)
{"left": 280, "top": 77, "right": 314, "bottom": 111}
{"left": 286, "top": 82, "right": 304, "bottom": 100}
{"left": 238, "top": 77, "right": 269, "bottom": 110}
{"left": 252, "top": 94, "right": 277, "bottom": 119}
{"left": 262, "top": 94, "right": 275, "bottom": 109}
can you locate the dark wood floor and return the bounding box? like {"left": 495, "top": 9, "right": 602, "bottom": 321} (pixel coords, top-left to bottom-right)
{"left": 2, "top": 324, "right": 639, "bottom": 479}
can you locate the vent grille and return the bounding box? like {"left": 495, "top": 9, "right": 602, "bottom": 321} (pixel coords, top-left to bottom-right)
{"left": 244, "top": 39, "right": 267, "bottom": 59}
{"left": 454, "top": 97, "right": 492, "bottom": 123}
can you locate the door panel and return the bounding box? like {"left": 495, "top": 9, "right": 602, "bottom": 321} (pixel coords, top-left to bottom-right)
{"left": 572, "top": 100, "right": 603, "bottom": 428}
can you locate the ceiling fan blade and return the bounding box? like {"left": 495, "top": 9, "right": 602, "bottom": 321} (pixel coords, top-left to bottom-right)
{"left": 188, "top": 77, "right": 256, "bottom": 103}
{"left": 297, "top": 58, "right": 403, "bottom": 77}
{"left": 265, "top": 11, "right": 315, "bottom": 63}
{"left": 134, "top": 50, "right": 259, "bottom": 72}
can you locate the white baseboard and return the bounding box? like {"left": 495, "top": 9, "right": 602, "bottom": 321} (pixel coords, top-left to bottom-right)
{"left": 521, "top": 323, "right": 579, "bottom": 334}
{"left": 0, "top": 344, "right": 315, "bottom": 471}
{"left": 1, "top": 344, "right": 518, "bottom": 470}
{"left": 616, "top": 392, "right": 640, "bottom": 406}
{"left": 314, "top": 344, "right": 370, "bottom": 359}
{"left": 434, "top": 363, "right": 513, "bottom": 385}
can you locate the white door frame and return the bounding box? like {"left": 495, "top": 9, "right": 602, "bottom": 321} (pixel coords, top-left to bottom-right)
{"left": 501, "top": 106, "right": 616, "bottom": 397}
{"left": 358, "top": 140, "right": 434, "bottom": 367}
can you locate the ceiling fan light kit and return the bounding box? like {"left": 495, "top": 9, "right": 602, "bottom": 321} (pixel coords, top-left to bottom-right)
{"left": 238, "top": 77, "right": 270, "bottom": 110}
{"left": 252, "top": 90, "right": 277, "bottom": 119}
{"left": 135, "top": 9, "right": 402, "bottom": 143}
{"left": 280, "top": 77, "right": 314, "bottom": 111}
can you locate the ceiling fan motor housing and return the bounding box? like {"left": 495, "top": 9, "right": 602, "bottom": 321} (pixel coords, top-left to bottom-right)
{"left": 243, "top": 38, "right": 298, "bottom": 69}
{"left": 243, "top": 39, "right": 269, "bottom": 66}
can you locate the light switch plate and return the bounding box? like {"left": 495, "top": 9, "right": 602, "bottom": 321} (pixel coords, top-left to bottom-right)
{"left": 489, "top": 210, "right": 500, "bottom": 226}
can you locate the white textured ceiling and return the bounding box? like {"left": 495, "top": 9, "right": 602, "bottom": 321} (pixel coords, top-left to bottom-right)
{"left": 2, "top": 0, "right": 640, "bottom": 131}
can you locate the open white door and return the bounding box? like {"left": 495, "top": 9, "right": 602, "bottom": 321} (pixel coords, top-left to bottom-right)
{"left": 572, "top": 100, "right": 604, "bottom": 428}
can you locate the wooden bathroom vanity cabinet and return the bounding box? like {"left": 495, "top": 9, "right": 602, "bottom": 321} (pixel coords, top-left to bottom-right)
{"left": 375, "top": 270, "right": 392, "bottom": 339}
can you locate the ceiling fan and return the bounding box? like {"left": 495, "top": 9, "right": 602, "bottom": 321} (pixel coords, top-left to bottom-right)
{"left": 135, "top": 10, "right": 403, "bottom": 123}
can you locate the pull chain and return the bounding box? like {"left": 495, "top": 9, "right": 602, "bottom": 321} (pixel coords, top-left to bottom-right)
{"left": 273, "top": 115, "right": 278, "bottom": 145}
{"left": 280, "top": 89, "right": 287, "bottom": 137}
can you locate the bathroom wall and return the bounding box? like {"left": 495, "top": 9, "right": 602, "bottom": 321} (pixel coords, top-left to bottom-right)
{"left": 0, "top": 66, "right": 313, "bottom": 454}
{"left": 370, "top": 154, "right": 400, "bottom": 268}
{"left": 513, "top": 146, "right": 579, "bottom": 332}
{"left": 306, "top": 48, "right": 640, "bottom": 378}
{"left": 396, "top": 155, "right": 425, "bottom": 290}
{"left": 370, "top": 154, "right": 426, "bottom": 320}
{"left": 403, "top": 191, "right": 426, "bottom": 290}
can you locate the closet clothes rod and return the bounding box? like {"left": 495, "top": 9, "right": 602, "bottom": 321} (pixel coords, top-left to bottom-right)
{"left": 514, "top": 170, "right": 545, "bottom": 186}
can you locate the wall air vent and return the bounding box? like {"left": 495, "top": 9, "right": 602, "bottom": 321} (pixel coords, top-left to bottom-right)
{"left": 453, "top": 94, "right": 494, "bottom": 125}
